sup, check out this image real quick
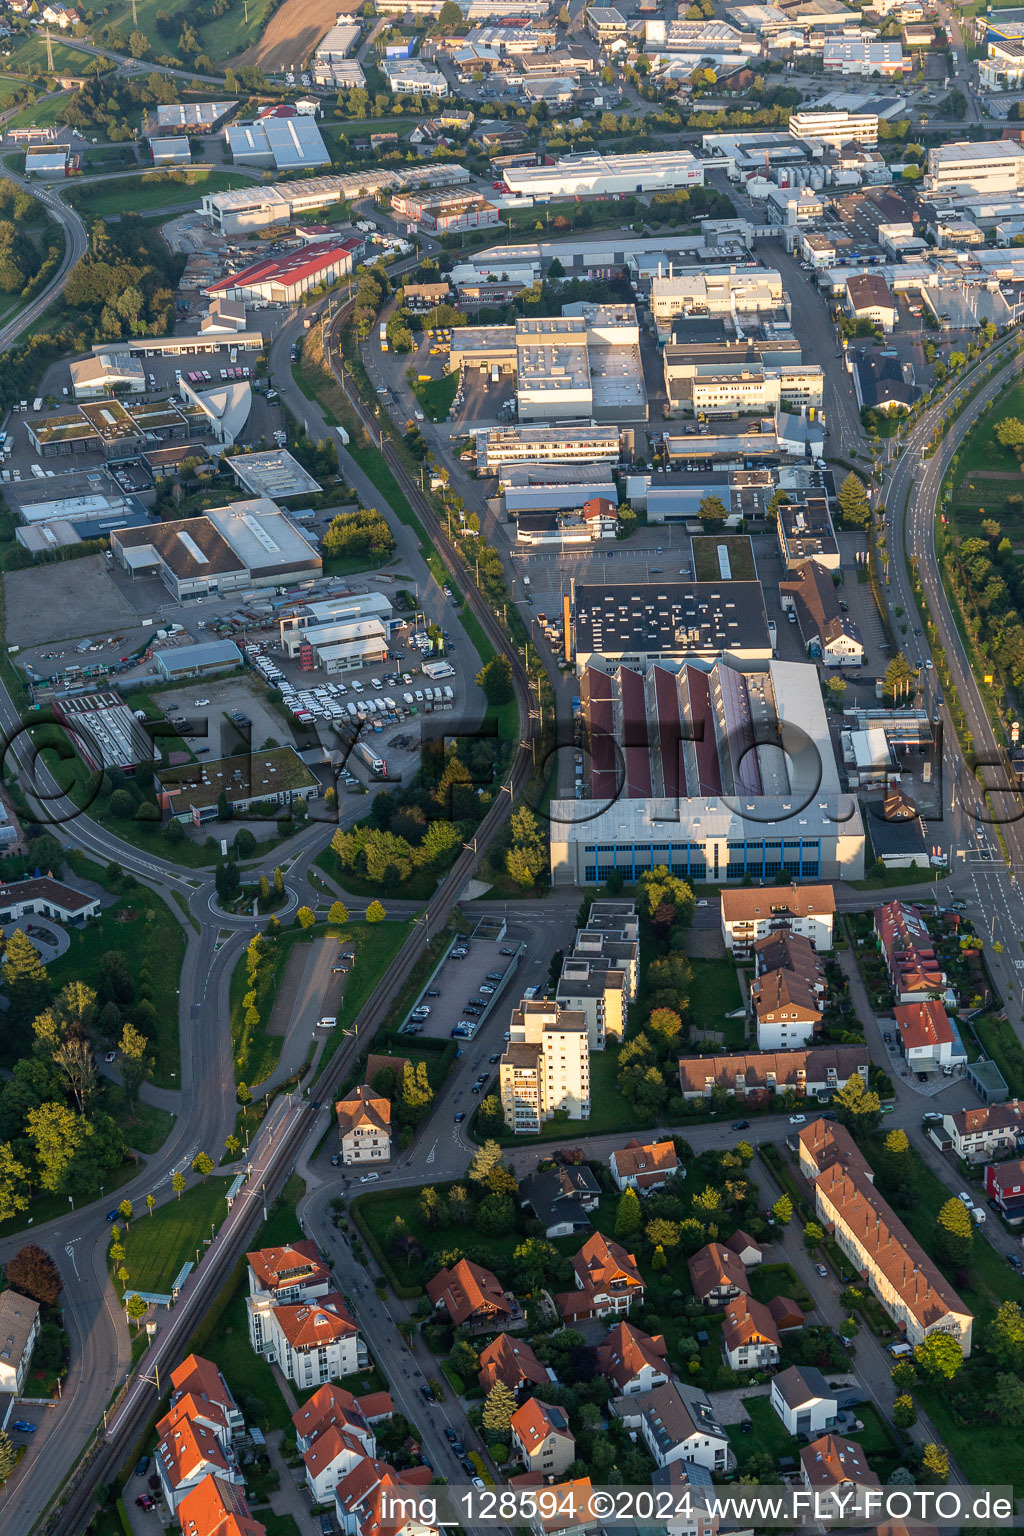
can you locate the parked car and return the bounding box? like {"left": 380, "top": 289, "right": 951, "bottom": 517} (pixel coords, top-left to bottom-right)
{"left": 444, "top": 1428, "right": 458, "bottom": 1444}
{"left": 815, "top": 1263, "right": 828, "bottom": 1278}
{"left": 13, "top": 1421, "right": 36, "bottom": 1435}
{"left": 731, "top": 1120, "right": 749, "bottom": 1130}
{"left": 359, "top": 1172, "right": 380, "bottom": 1184}
{"left": 136, "top": 1496, "right": 156, "bottom": 1511}
{"left": 789, "top": 1114, "right": 806, "bottom": 1125}
{"left": 330, "top": 1153, "right": 341, "bottom": 1167}
{"left": 135, "top": 1456, "right": 150, "bottom": 1475}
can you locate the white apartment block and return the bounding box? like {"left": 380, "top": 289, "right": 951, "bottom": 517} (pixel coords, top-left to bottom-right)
{"left": 788, "top": 110, "right": 878, "bottom": 149}
{"left": 247, "top": 1294, "right": 366, "bottom": 1388}
{"left": 382, "top": 58, "right": 450, "bottom": 95}
{"left": 499, "top": 999, "right": 591, "bottom": 1133}
{"left": 926, "top": 140, "right": 1024, "bottom": 197}
{"left": 555, "top": 956, "right": 626, "bottom": 1048}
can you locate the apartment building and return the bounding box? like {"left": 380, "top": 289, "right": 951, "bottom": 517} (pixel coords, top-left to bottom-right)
{"left": 720, "top": 884, "right": 836, "bottom": 955}
{"left": 555, "top": 955, "right": 625, "bottom": 1047}
{"left": 750, "top": 966, "right": 823, "bottom": 1051}
{"left": 511, "top": 1400, "right": 576, "bottom": 1477}
{"left": 247, "top": 1294, "right": 365, "bottom": 1388}
{"left": 798, "top": 1119, "right": 973, "bottom": 1353}
{"left": 788, "top": 109, "right": 878, "bottom": 148}
{"left": 499, "top": 999, "right": 591, "bottom": 1133}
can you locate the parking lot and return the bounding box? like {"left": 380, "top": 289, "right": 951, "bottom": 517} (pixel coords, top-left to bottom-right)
{"left": 398, "top": 934, "right": 523, "bottom": 1048}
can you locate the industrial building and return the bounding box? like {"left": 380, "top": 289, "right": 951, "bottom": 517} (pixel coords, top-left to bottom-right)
{"left": 477, "top": 424, "right": 622, "bottom": 471}
{"left": 153, "top": 639, "right": 243, "bottom": 681}
{"left": 822, "top": 38, "right": 908, "bottom": 75}
{"left": 225, "top": 115, "right": 331, "bottom": 171}
{"left": 225, "top": 450, "right": 322, "bottom": 501}
{"left": 500, "top": 465, "right": 618, "bottom": 514}
{"left": 925, "top": 140, "right": 1024, "bottom": 197}
{"left": 502, "top": 150, "right": 705, "bottom": 199}
{"left": 313, "top": 19, "right": 360, "bottom": 59}
{"left": 649, "top": 269, "right": 785, "bottom": 334}
{"left": 788, "top": 109, "right": 878, "bottom": 149}
{"left": 278, "top": 592, "right": 393, "bottom": 644}
{"left": 157, "top": 745, "right": 319, "bottom": 823}
{"left": 145, "top": 101, "right": 237, "bottom": 135}
{"left": 205, "top": 239, "right": 362, "bottom": 304}
{"left": 176, "top": 376, "right": 251, "bottom": 448}
{"left": 776, "top": 497, "right": 839, "bottom": 569}
{"left": 55, "top": 691, "right": 154, "bottom": 775}
{"left": 550, "top": 658, "right": 865, "bottom": 886}
{"left": 149, "top": 137, "right": 192, "bottom": 167}
{"left": 110, "top": 500, "right": 321, "bottom": 600}
{"left": 25, "top": 145, "right": 72, "bottom": 178}
{"left": 570, "top": 579, "right": 772, "bottom": 671}
{"left": 68, "top": 352, "right": 146, "bottom": 400}
{"left": 200, "top": 165, "right": 470, "bottom": 234}
{"left": 662, "top": 346, "right": 823, "bottom": 418}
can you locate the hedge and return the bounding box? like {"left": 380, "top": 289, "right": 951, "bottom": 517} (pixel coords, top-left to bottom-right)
{"left": 116, "top": 1501, "right": 134, "bottom": 1536}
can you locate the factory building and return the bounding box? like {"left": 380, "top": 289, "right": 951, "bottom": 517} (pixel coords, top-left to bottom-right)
{"left": 110, "top": 500, "right": 321, "bottom": 600}
{"left": 503, "top": 149, "right": 704, "bottom": 199}
{"left": 205, "top": 240, "right": 362, "bottom": 304}
{"left": 649, "top": 269, "right": 785, "bottom": 334}
{"left": 570, "top": 579, "right": 772, "bottom": 672}
{"left": 225, "top": 115, "right": 331, "bottom": 171}
{"left": 926, "top": 140, "right": 1024, "bottom": 197}
{"left": 788, "top": 110, "right": 878, "bottom": 149}
{"left": 144, "top": 101, "right": 237, "bottom": 135}
{"left": 550, "top": 657, "right": 865, "bottom": 886}
{"left": 201, "top": 165, "right": 469, "bottom": 234}
{"left": 477, "top": 424, "right": 622, "bottom": 471}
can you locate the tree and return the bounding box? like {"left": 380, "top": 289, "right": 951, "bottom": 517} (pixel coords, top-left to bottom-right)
{"left": 52, "top": 1036, "right": 96, "bottom": 1116}
{"left": 837, "top": 471, "right": 871, "bottom": 528}
{"left": 772, "top": 1194, "right": 793, "bottom": 1225}
{"left": 146, "top": 1194, "right": 156, "bottom": 1218}
{"left": 6, "top": 1244, "right": 60, "bottom": 1306}
{"left": 880, "top": 1127, "right": 911, "bottom": 1192}
{"left": 26, "top": 1103, "right": 89, "bottom": 1193}
{"left": 921, "top": 1443, "right": 948, "bottom": 1483}
{"left": 645, "top": 1218, "right": 680, "bottom": 1248}
{"left": 832, "top": 1072, "right": 881, "bottom": 1135}
{"left": 126, "top": 1293, "right": 149, "bottom": 1328}
{"left": 117, "top": 1265, "right": 130, "bottom": 1293}
{"left": 698, "top": 493, "right": 728, "bottom": 523}
{"left": 296, "top": 906, "right": 316, "bottom": 929}
{"left": 914, "top": 1331, "right": 963, "bottom": 1381}
{"left": 119, "top": 1020, "right": 150, "bottom": 1113}
{"left": 119, "top": 1198, "right": 133, "bottom": 1229}
{"left": 329, "top": 901, "right": 349, "bottom": 927}
{"left": 476, "top": 654, "right": 513, "bottom": 706}
{"left": 225, "top": 1134, "right": 241, "bottom": 1159}
{"left": 0, "top": 1430, "right": 14, "bottom": 1486}
{"left": 481, "top": 1379, "right": 516, "bottom": 1435}
{"left": 989, "top": 1372, "right": 1024, "bottom": 1425}
{"left": 172, "top": 1170, "right": 186, "bottom": 1200}
{"left": 215, "top": 860, "right": 241, "bottom": 906}
{"left": 366, "top": 900, "right": 386, "bottom": 922}
{"left": 891, "top": 1361, "right": 916, "bottom": 1393}
{"left": 989, "top": 1300, "right": 1024, "bottom": 1372}
{"left": 468, "top": 1140, "right": 503, "bottom": 1185}
{"left": 936, "top": 1197, "right": 973, "bottom": 1268}
{"left": 804, "top": 1221, "right": 825, "bottom": 1250}
{"left": 825, "top": 675, "right": 847, "bottom": 700}
{"left": 885, "top": 652, "right": 915, "bottom": 701}
{"left": 433, "top": 0, "right": 464, "bottom": 26}
{"left": 614, "top": 1186, "right": 642, "bottom": 1240}
{"left": 892, "top": 1394, "right": 917, "bottom": 1428}
{"left": 648, "top": 1007, "right": 683, "bottom": 1043}
{"left": 192, "top": 1151, "right": 214, "bottom": 1183}
{"left": 4, "top": 927, "right": 49, "bottom": 1023}
{"left": 238, "top": 1082, "right": 252, "bottom": 1117}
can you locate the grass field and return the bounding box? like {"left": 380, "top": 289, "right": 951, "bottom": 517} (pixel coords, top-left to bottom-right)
{"left": 950, "top": 375, "right": 1024, "bottom": 532}
{"left": 47, "top": 887, "right": 186, "bottom": 1085}
{"left": 692, "top": 535, "right": 756, "bottom": 581}
{"left": 488, "top": 1047, "right": 636, "bottom": 1145}
{"left": 66, "top": 169, "right": 251, "bottom": 220}
{"left": 5, "top": 34, "right": 104, "bottom": 74}
{"left": 5, "top": 94, "right": 69, "bottom": 130}
{"left": 412, "top": 369, "right": 459, "bottom": 423}
{"left": 688, "top": 956, "right": 744, "bottom": 1046}
{"left": 117, "top": 1177, "right": 230, "bottom": 1295}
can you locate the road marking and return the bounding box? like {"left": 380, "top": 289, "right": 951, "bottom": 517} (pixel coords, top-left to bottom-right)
{"left": 65, "top": 1240, "right": 80, "bottom": 1280}
{"left": 426, "top": 1142, "right": 436, "bottom": 1164}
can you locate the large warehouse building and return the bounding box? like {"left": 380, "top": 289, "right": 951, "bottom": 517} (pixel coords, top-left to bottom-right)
{"left": 110, "top": 500, "right": 321, "bottom": 599}
{"left": 569, "top": 578, "right": 772, "bottom": 671}
{"left": 502, "top": 149, "right": 705, "bottom": 199}
{"left": 550, "top": 657, "right": 865, "bottom": 885}
{"left": 201, "top": 165, "right": 470, "bottom": 234}
{"left": 225, "top": 115, "right": 331, "bottom": 171}
{"left": 926, "top": 140, "right": 1024, "bottom": 197}
{"left": 205, "top": 239, "right": 362, "bottom": 304}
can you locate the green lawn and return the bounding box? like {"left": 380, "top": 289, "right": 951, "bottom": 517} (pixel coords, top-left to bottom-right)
{"left": 688, "top": 956, "right": 744, "bottom": 1045}
{"left": 412, "top": 369, "right": 460, "bottom": 423}
{"left": 46, "top": 887, "right": 185, "bottom": 1085}
{"left": 66, "top": 170, "right": 251, "bottom": 220}
{"left": 5, "top": 33, "right": 104, "bottom": 73}
{"left": 5, "top": 94, "right": 70, "bottom": 130}
{"left": 726, "top": 1394, "right": 800, "bottom": 1470}
{"left": 972, "top": 1012, "right": 1024, "bottom": 1097}
{"left": 117, "top": 1178, "right": 231, "bottom": 1296}
{"left": 103, "top": 1083, "right": 176, "bottom": 1156}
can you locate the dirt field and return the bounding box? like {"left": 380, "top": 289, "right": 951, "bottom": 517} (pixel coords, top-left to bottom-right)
{"left": 5, "top": 555, "right": 140, "bottom": 648}
{"left": 229, "top": 0, "right": 360, "bottom": 72}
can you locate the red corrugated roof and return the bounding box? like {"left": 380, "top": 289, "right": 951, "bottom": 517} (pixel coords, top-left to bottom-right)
{"left": 207, "top": 240, "right": 361, "bottom": 295}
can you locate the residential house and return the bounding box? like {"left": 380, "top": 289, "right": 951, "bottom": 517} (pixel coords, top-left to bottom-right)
{"left": 611, "top": 1381, "right": 730, "bottom": 1472}
{"left": 779, "top": 560, "right": 864, "bottom": 668}
{"left": 301, "top": 1423, "right": 373, "bottom": 1503}
{"left": 426, "top": 1258, "right": 515, "bottom": 1328}
{"left": 557, "top": 1232, "right": 645, "bottom": 1322}
{"left": 893, "top": 1000, "right": 965, "bottom": 1072}
{"left": 0, "top": 1290, "right": 40, "bottom": 1395}
{"left": 526, "top": 1477, "right": 598, "bottom": 1536}
{"left": 798, "top": 1119, "right": 973, "bottom": 1353}
{"left": 596, "top": 1321, "right": 670, "bottom": 1395}
{"left": 41, "top": 3, "right": 81, "bottom": 25}
{"left": 688, "top": 1243, "right": 751, "bottom": 1308}
{"left": 478, "top": 1333, "right": 550, "bottom": 1394}
{"left": 510, "top": 1399, "right": 576, "bottom": 1477}
{"left": 725, "top": 1230, "right": 763, "bottom": 1267}
{"left": 679, "top": 1047, "right": 868, "bottom": 1104}
{"left": 939, "top": 1103, "right": 1024, "bottom": 1162}
{"left": 985, "top": 1158, "right": 1024, "bottom": 1222}
{"left": 874, "top": 901, "right": 948, "bottom": 1003}
{"left": 247, "top": 1293, "right": 365, "bottom": 1388}
{"left": 721, "top": 1295, "right": 781, "bottom": 1371}
{"left": 753, "top": 930, "right": 827, "bottom": 997}
{"left": 156, "top": 1413, "right": 243, "bottom": 1513}
{"left": 770, "top": 1365, "right": 838, "bottom": 1439}
{"left": 335, "top": 1087, "right": 392, "bottom": 1164}
{"left": 166, "top": 1355, "right": 244, "bottom": 1449}
{"left": 520, "top": 1165, "right": 601, "bottom": 1238}
{"left": 750, "top": 966, "right": 823, "bottom": 1052}
{"left": 800, "top": 1434, "right": 880, "bottom": 1513}
{"left": 177, "top": 1475, "right": 266, "bottom": 1536}
{"left": 247, "top": 1241, "right": 330, "bottom": 1304}
{"left": 609, "top": 1139, "right": 679, "bottom": 1193}
{"left": 720, "top": 885, "right": 835, "bottom": 956}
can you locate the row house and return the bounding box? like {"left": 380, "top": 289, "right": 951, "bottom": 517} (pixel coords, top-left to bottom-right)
{"left": 165, "top": 1354, "right": 244, "bottom": 1450}
{"left": 874, "top": 900, "right": 949, "bottom": 1004}
{"left": 157, "top": 1413, "right": 243, "bottom": 1513}
{"left": 679, "top": 1046, "right": 868, "bottom": 1104}
{"left": 798, "top": 1119, "right": 973, "bottom": 1354}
